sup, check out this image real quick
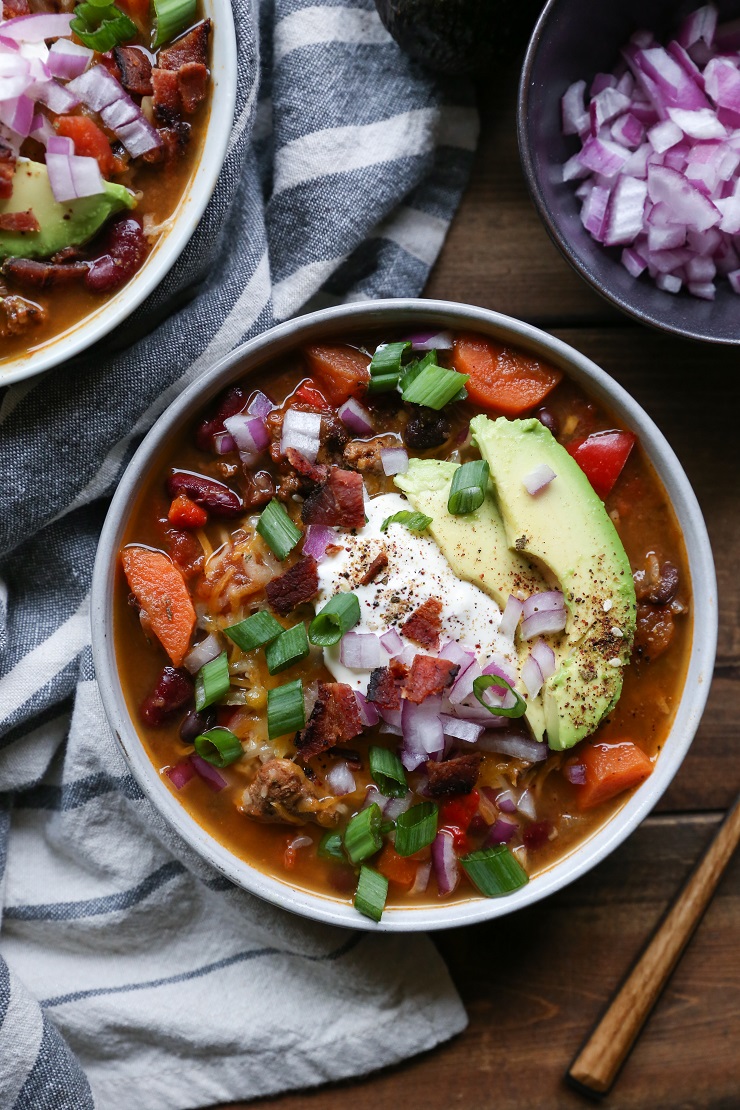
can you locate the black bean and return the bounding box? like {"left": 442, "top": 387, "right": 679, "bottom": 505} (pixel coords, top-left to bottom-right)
{"left": 403, "top": 406, "right": 451, "bottom": 449}
{"left": 179, "top": 707, "right": 217, "bottom": 744}
{"left": 534, "top": 406, "right": 559, "bottom": 438}
{"left": 647, "top": 561, "right": 680, "bottom": 605}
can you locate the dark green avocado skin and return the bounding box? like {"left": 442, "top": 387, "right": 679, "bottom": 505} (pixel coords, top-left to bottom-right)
{"left": 374, "top": 0, "right": 544, "bottom": 76}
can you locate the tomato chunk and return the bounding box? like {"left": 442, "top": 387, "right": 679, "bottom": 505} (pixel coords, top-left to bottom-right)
{"left": 452, "top": 335, "right": 562, "bottom": 416}
{"left": 303, "top": 344, "right": 370, "bottom": 404}
{"left": 576, "top": 741, "right": 653, "bottom": 810}
{"left": 168, "top": 493, "right": 208, "bottom": 530}
{"left": 293, "top": 378, "right": 332, "bottom": 410}
{"left": 54, "top": 116, "right": 115, "bottom": 177}
{"left": 439, "top": 789, "right": 480, "bottom": 832}
{"left": 375, "top": 843, "right": 418, "bottom": 888}
{"left": 567, "top": 430, "right": 636, "bottom": 500}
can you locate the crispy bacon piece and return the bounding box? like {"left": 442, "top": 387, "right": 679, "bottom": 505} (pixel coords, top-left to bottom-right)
{"left": 2, "top": 0, "right": 29, "bottom": 17}
{"left": 265, "top": 555, "right": 319, "bottom": 616}
{"left": 359, "top": 550, "right": 388, "bottom": 586}
{"left": 366, "top": 659, "right": 407, "bottom": 711}
{"left": 2, "top": 258, "right": 88, "bottom": 289}
{"left": 426, "top": 754, "right": 482, "bottom": 799}
{"left": 285, "top": 447, "right": 328, "bottom": 487}
{"left": 159, "top": 19, "right": 211, "bottom": 70}
{"left": 0, "top": 210, "right": 40, "bottom": 233}
{"left": 402, "top": 597, "right": 443, "bottom": 651}
{"left": 178, "top": 62, "right": 209, "bottom": 113}
{"left": 113, "top": 45, "right": 153, "bottom": 96}
{"left": 0, "top": 145, "right": 17, "bottom": 200}
{"left": 402, "top": 656, "right": 459, "bottom": 704}
{"left": 296, "top": 681, "right": 363, "bottom": 760}
{"left": 152, "top": 67, "right": 181, "bottom": 126}
{"left": 301, "top": 467, "right": 366, "bottom": 530}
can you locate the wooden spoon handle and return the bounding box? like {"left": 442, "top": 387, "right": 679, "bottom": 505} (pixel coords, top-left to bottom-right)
{"left": 567, "top": 795, "right": 740, "bottom": 1098}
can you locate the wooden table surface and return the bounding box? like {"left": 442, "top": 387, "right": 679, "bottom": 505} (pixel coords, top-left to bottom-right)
{"left": 223, "top": 69, "right": 740, "bottom": 1110}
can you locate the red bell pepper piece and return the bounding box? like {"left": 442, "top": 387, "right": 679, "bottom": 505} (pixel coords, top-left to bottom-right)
{"left": 567, "top": 430, "right": 636, "bottom": 500}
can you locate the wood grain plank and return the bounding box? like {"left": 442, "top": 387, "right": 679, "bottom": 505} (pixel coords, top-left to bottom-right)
{"left": 219, "top": 814, "right": 740, "bottom": 1110}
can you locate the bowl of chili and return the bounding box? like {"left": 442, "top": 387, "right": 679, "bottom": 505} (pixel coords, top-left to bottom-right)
{"left": 91, "top": 299, "right": 717, "bottom": 930}
{"left": 0, "top": 0, "right": 236, "bottom": 385}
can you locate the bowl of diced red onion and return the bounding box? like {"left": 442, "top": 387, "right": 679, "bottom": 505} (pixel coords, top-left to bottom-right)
{"left": 519, "top": 0, "right": 740, "bottom": 343}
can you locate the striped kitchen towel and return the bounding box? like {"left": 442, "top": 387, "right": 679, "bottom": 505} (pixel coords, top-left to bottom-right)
{"left": 0, "top": 1, "right": 478, "bottom": 1106}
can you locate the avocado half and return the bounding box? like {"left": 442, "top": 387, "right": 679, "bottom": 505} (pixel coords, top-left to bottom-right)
{"left": 374, "top": 0, "right": 544, "bottom": 77}
{"left": 0, "top": 158, "right": 136, "bottom": 261}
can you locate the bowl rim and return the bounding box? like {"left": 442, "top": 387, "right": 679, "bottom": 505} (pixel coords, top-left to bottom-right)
{"left": 517, "top": 0, "right": 740, "bottom": 345}
{"left": 0, "top": 0, "right": 238, "bottom": 388}
{"left": 90, "top": 298, "right": 718, "bottom": 932}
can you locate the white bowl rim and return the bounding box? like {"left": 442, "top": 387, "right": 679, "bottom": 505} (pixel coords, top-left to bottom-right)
{"left": 0, "top": 0, "right": 237, "bottom": 388}
{"left": 91, "top": 298, "right": 718, "bottom": 932}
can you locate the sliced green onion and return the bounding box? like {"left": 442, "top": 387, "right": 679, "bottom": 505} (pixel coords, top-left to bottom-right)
{"left": 265, "top": 623, "right": 310, "bottom": 675}
{"left": 379, "top": 509, "right": 433, "bottom": 535}
{"left": 225, "top": 610, "right": 283, "bottom": 653}
{"left": 400, "top": 363, "right": 469, "bottom": 410}
{"left": 71, "top": 2, "right": 136, "bottom": 50}
{"left": 354, "top": 865, "right": 388, "bottom": 923}
{"left": 194, "top": 652, "right": 230, "bottom": 711}
{"left": 379, "top": 820, "right": 396, "bottom": 835}
{"left": 367, "top": 341, "right": 411, "bottom": 393}
{"left": 193, "top": 728, "right": 242, "bottom": 768}
{"left": 472, "top": 674, "right": 527, "bottom": 719}
{"left": 256, "top": 499, "right": 302, "bottom": 561}
{"left": 152, "top": 0, "right": 197, "bottom": 47}
{"left": 460, "top": 845, "right": 529, "bottom": 896}
{"left": 369, "top": 746, "right": 408, "bottom": 798}
{"left": 394, "top": 801, "right": 438, "bottom": 857}
{"left": 448, "top": 459, "right": 490, "bottom": 515}
{"left": 308, "top": 591, "right": 361, "bottom": 646}
{"left": 344, "top": 803, "right": 382, "bottom": 864}
{"left": 267, "top": 679, "right": 305, "bottom": 739}
{"left": 317, "top": 831, "right": 345, "bottom": 862}
{"left": 398, "top": 350, "right": 437, "bottom": 393}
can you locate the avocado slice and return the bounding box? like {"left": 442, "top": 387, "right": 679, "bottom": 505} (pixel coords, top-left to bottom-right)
{"left": 0, "top": 158, "right": 136, "bottom": 261}
{"left": 470, "top": 415, "right": 636, "bottom": 750}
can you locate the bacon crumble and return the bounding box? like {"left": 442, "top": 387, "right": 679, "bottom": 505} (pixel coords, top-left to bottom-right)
{"left": 265, "top": 555, "right": 319, "bottom": 616}
{"left": 296, "top": 681, "right": 363, "bottom": 759}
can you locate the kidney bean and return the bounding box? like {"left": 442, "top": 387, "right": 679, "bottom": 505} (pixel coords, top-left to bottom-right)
{"left": 179, "top": 707, "right": 217, "bottom": 744}
{"left": 140, "top": 667, "right": 193, "bottom": 726}
{"left": 534, "top": 406, "right": 559, "bottom": 438}
{"left": 647, "top": 560, "right": 679, "bottom": 605}
{"left": 523, "top": 820, "right": 553, "bottom": 851}
{"left": 167, "top": 471, "right": 243, "bottom": 517}
{"left": 403, "top": 406, "right": 451, "bottom": 449}
{"left": 85, "top": 216, "right": 147, "bottom": 293}
{"left": 242, "top": 468, "right": 275, "bottom": 509}
{"left": 195, "top": 385, "right": 248, "bottom": 452}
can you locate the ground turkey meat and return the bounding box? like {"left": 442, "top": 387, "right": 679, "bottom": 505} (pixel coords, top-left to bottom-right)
{"left": 240, "top": 759, "right": 340, "bottom": 826}
{"left": 343, "top": 434, "right": 400, "bottom": 473}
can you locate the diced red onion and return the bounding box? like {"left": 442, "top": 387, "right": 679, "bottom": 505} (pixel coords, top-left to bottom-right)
{"left": 303, "top": 524, "right": 335, "bottom": 562}
{"left": 565, "top": 762, "right": 587, "bottom": 785}
{"left": 482, "top": 655, "right": 517, "bottom": 686}
{"left": 678, "top": 5, "right": 718, "bottom": 51}
{"left": 183, "top": 633, "right": 222, "bottom": 675}
{"left": 247, "top": 390, "right": 274, "bottom": 420}
{"left": 116, "top": 115, "right": 162, "bottom": 158}
{"left": 523, "top": 463, "right": 556, "bottom": 495}
{"left": 29, "top": 111, "right": 54, "bottom": 145}
{"left": 190, "top": 755, "right": 227, "bottom": 791}
{"left": 380, "top": 446, "right": 409, "bottom": 476}
{"left": 438, "top": 639, "right": 476, "bottom": 671}
{"left": 432, "top": 830, "right": 459, "bottom": 895}
{"left": 47, "top": 134, "right": 73, "bottom": 155}
{"left": 495, "top": 789, "right": 517, "bottom": 814}
{"left": 439, "top": 713, "right": 484, "bottom": 744}
{"left": 648, "top": 118, "right": 683, "bottom": 153}
{"left": 326, "top": 761, "right": 356, "bottom": 796}
{"left": 401, "top": 696, "right": 444, "bottom": 770}
{"left": 340, "top": 631, "right": 383, "bottom": 671}
{"left": 530, "top": 638, "right": 556, "bottom": 680}
{"left": 213, "top": 431, "right": 236, "bottom": 455}
{"left": 0, "top": 92, "right": 34, "bottom": 137}
{"left": 477, "top": 731, "right": 548, "bottom": 763}
{"left": 521, "top": 654, "right": 544, "bottom": 698}
{"left": 448, "top": 658, "right": 482, "bottom": 705}
{"left": 362, "top": 784, "right": 385, "bottom": 810}
{"left": 411, "top": 861, "right": 432, "bottom": 894}
{"left": 66, "top": 64, "right": 160, "bottom": 156}
{"left": 287, "top": 834, "right": 313, "bottom": 852}
{"left": 355, "top": 690, "right": 380, "bottom": 727}
{"left": 384, "top": 794, "right": 413, "bottom": 821}
{"left": 498, "top": 595, "right": 523, "bottom": 640}
{"left": 46, "top": 152, "right": 103, "bottom": 202}
{"left": 516, "top": 788, "right": 537, "bottom": 820}
{"left": 166, "top": 760, "right": 195, "bottom": 790}
{"left": 47, "top": 38, "right": 92, "bottom": 80}
{"left": 35, "top": 79, "right": 79, "bottom": 114}
{"left": 448, "top": 698, "right": 509, "bottom": 726}
{"left": 380, "top": 627, "right": 403, "bottom": 656}
{"left": 562, "top": 79, "right": 589, "bottom": 135}
{"left": 521, "top": 608, "right": 567, "bottom": 640}
{"left": 523, "top": 591, "right": 565, "bottom": 619}
{"left": 338, "top": 397, "right": 374, "bottom": 436}
{"left": 485, "top": 817, "right": 518, "bottom": 845}
{"left": 405, "top": 329, "right": 454, "bottom": 351}
{"left": 280, "top": 407, "right": 321, "bottom": 464}
{"left": 224, "top": 413, "right": 269, "bottom": 465}
{"left": 0, "top": 12, "right": 74, "bottom": 42}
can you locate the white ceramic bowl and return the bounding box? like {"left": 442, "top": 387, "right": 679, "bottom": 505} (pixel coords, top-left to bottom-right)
{"left": 91, "top": 300, "right": 718, "bottom": 931}
{"left": 0, "top": 0, "right": 237, "bottom": 388}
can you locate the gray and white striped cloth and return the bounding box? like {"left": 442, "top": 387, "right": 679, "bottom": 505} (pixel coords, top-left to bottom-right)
{"left": 0, "top": 1, "right": 478, "bottom": 1105}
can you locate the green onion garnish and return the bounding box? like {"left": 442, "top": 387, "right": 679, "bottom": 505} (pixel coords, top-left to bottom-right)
{"left": 267, "top": 679, "right": 306, "bottom": 739}
{"left": 394, "top": 802, "right": 438, "bottom": 857}
{"left": 398, "top": 350, "right": 437, "bottom": 393}
{"left": 354, "top": 865, "right": 388, "bottom": 923}
{"left": 379, "top": 820, "right": 396, "bottom": 835}
{"left": 367, "top": 341, "right": 411, "bottom": 392}
{"left": 447, "top": 459, "right": 490, "bottom": 515}
{"left": 400, "top": 363, "right": 469, "bottom": 410}
{"left": 70, "top": 1, "right": 137, "bottom": 51}
{"left": 317, "top": 831, "right": 345, "bottom": 862}
{"left": 379, "top": 510, "right": 433, "bottom": 535}
{"left": 193, "top": 727, "right": 242, "bottom": 768}
{"left": 194, "top": 652, "right": 230, "bottom": 711}
{"left": 152, "top": 0, "right": 197, "bottom": 47}
{"left": 344, "top": 803, "right": 383, "bottom": 864}
{"left": 369, "top": 746, "right": 408, "bottom": 798}
{"left": 225, "top": 610, "right": 283, "bottom": 652}
{"left": 308, "top": 592, "right": 361, "bottom": 647}
{"left": 460, "top": 845, "right": 529, "bottom": 896}
{"left": 472, "top": 674, "right": 527, "bottom": 719}
{"left": 256, "top": 499, "right": 302, "bottom": 561}
{"left": 265, "top": 623, "right": 310, "bottom": 675}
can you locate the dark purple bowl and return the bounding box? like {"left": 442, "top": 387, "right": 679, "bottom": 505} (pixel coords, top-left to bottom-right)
{"left": 518, "top": 0, "right": 740, "bottom": 344}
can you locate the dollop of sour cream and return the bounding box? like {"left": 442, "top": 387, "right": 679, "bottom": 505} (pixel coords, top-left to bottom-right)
{"left": 316, "top": 492, "right": 517, "bottom": 692}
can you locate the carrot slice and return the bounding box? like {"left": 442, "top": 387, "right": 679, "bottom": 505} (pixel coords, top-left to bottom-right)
{"left": 576, "top": 741, "right": 653, "bottom": 810}
{"left": 375, "top": 842, "right": 418, "bottom": 888}
{"left": 452, "top": 334, "right": 563, "bottom": 417}
{"left": 303, "top": 344, "right": 370, "bottom": 405}
{"left": 122, "top": 546, "right": 196, "bottom": 668}
{"left": 54, "top": 116, "right": 115, "bottom": 177}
